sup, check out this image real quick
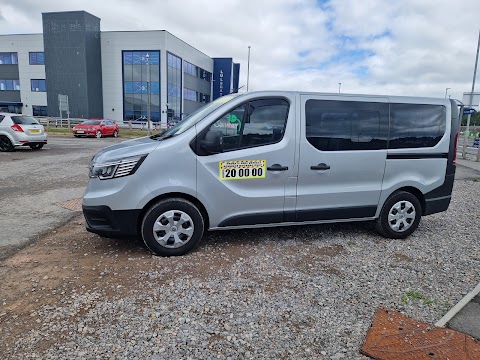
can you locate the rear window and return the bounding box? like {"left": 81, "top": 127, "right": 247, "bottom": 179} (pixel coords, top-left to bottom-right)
{"left": 11, "top": 116, "right": 39, "bottom": 125}
{"left": 0, "top": 115, "right": 5, "bottom": 123}
{"left": 389, "top": 104, "right": 446, "bottom": 148}
{"left": 81, "top": 120, "right": 101, "bottom": 125}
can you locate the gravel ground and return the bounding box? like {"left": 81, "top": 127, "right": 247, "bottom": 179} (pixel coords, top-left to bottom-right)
{"left": 1, "top": 180, "right": 479, "bottom": 359}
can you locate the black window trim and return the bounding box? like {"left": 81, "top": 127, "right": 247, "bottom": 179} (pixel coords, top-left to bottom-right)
{"left": 191, "top": 96, "right": 291, "bottom": 156}
{"left": 305, "top": 100, "right": 447, "bottom": 152}
{"left": 305, "top": 99, "right": 389, "bottom": 152}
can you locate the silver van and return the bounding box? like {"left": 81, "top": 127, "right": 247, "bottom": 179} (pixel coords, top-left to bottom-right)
{"left": 83, "top": 91, "right": 461, "bottom": 256}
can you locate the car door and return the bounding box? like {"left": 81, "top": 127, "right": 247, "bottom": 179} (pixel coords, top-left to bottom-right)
{"left": 295, "top": 95, "right": 389, "bottom": 222}
{"left": 195, "top": 96, "right": 297, "bottom": 228}
{"left": 103, "top": 120, "right": 111, "bottom": 135}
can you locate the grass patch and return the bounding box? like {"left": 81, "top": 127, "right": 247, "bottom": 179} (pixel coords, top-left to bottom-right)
{"left": 401, "top": 290, "right": 435, "bottom": 305}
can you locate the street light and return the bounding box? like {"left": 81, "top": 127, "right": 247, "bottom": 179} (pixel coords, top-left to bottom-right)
{"left": 445, "top": 87, "right": 451, "bottom": 98}
{"left": 247, "top": 46, "right": 251, "bottom": 92}
{"left": 462, "top": 29, "right": 480, "bottom": 160}
{"left": 145, "top": 53, "right": 151, "bottom": 136}
{"left": 338, "top": 82, "right": 341, "bottom": 93}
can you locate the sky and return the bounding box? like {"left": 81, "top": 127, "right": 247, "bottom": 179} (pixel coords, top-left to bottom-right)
{"left": 1, "top": 0, "right": 480, "bottom": 102}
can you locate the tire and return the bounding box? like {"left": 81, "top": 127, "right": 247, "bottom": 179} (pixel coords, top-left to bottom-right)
{"left": 141, "top": 198, "right": 204, "bottom": 256}
{"left": 375, "top": 191, "right": 422, "bottom": 239}
{"left": 29, "top": 143, "right": 44, "bottom": 150}
{"left": 113, "top": 130, "right": 118, "bottom": 138}
{"left": 74, "top": 135, "right": 79, "bottom": 138}
{"left": 96, "top": 130, "right": 102, "bottom": 138}
{"left": 0, "top": 136, "right": 14, "bottom": 152}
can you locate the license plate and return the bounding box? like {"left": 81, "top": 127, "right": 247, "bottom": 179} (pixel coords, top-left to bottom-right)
{"left": 77, "top": 130, "right": 84, "bottom": 134}
{"left": 29, "top": 129, "right": 41, "bottom": 134}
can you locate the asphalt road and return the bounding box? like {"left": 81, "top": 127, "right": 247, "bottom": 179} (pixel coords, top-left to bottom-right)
{"left": 0, "top": 135, "right": 123, "bottom": 260}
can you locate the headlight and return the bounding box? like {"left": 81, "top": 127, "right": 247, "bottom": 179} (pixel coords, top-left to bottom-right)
{"left": 89, "top": 155, "right": 147, "bottom": 180}
{"left": 89, "top": 127, "right": 95, "bottom": 131}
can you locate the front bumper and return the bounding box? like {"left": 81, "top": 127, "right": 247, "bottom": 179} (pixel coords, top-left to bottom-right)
{"left": 73, "top": 130, "right": 96, "bottom": 136}
{"left": 83, "top": 205, "right": 141, "bottom": 238}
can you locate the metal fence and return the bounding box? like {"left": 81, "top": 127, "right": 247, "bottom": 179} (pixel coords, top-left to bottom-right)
{"left": 36, "top": 117, "right": 170, "bottom": 131}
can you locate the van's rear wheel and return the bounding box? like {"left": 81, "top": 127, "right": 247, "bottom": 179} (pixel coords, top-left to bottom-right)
{"left": 141, "top": 198, "right": 204, "bottom": 256}
{"left": 375, "top": 191, "right": 421, "bottom": 239}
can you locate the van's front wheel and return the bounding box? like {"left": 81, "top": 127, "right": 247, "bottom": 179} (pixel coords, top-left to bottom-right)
{"left": 375, "top": 191, "right": 421, "bottom": 239}
{"left": 141, "top": 198, "right": 204, "bottom": 256}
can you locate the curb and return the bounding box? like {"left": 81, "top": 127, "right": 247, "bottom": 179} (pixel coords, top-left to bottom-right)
{"left": 435, "top": 282, "right": 480, "bottom": 327}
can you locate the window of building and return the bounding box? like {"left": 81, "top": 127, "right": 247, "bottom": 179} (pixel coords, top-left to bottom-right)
{"left": 184, "top": 61, "right": 212, "bottom": 82}
{"left": 0, "top": 52, "right": 18, "bottom": 65}
{"left": 0, "top": 79, "right": 20, "bottom": 91}
{"left": 167, "top": 52, "right": 182, "bottom": 121}
{"left": 199, "top": 98, "right": 289, "bottom": 154}
{"left": 33, "top": 105, "right": 48, "bottom": 116}
{"left": 29, "top": 52, "right": 45, "bottom": 65}
{"left": 389, "top": 104, "right": 446, "bottom": 149}
{"left": 31, "top": 79, "right": 47, "bottom": 92}
{"left": 305, "top": 100, "right": 389, "bottom": 151}
{"left": 122, "top": 50, "right": 161, "bottom": 122}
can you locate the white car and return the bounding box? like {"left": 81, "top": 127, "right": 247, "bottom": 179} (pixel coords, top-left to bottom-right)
{"left": 0, "top": 113, "right": 47, "bottom": 151}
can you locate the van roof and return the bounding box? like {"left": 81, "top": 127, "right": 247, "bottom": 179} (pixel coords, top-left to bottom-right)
{"left": 235, "top": 90, "right": 454, "bottom": 105}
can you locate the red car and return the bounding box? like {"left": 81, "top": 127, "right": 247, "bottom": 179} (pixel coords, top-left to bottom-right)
{"left": 72, "top": 119, "right": 119, "bottom": 138}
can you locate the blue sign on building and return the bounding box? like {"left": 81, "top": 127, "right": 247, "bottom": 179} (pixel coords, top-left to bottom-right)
{"left": 213, "top": 58, "right": 232, "bottom": 100}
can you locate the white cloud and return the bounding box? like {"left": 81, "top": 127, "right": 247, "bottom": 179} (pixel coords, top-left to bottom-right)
{"left": 1, "top": 0, "right": 480, "bottom": 101}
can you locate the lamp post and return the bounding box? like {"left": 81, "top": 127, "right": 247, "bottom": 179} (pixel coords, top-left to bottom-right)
{"left": 445, "top": 87, "right": 450, "bottom": 98}
{"left": 338, "top": 82, "right": 341, "bottom": 93}
{"left": 146, "top": 53, "right": 151, "bottom": 136}
{"left": 462, "top": 29, "right": 480, "bottom": 160}
{"left": 246, "top": 46, "right": 251, "bottom": 92}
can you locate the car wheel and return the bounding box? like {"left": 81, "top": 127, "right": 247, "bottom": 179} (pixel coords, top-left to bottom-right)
{"left": 29, "top": 144, "right": 44, "bottom": 150}
{"left": 141, "top": 198, "right": 204, "bottom": 256}
{"left": 96, "top": 130, "right": 102, "bottom": 138}
{"left": 375, "top": 191, "right": 422, "bottom": 239}
{"left": 113, "top": 130, "right": 118, "bottom": 138}
{"left": 74, "top": 135, "right": 79, "bottom": 138}
{"left": 0, "top": 136, "right": 14, "bottom": 152}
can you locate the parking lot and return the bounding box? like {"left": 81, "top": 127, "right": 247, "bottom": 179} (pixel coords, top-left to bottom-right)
{"left": 1, "top": 136, "right": 480, "bottom": 358}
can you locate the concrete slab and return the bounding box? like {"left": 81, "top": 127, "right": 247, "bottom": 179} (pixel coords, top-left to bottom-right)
{"left": 448, "top": 295, "right": 480, "bottom": 340}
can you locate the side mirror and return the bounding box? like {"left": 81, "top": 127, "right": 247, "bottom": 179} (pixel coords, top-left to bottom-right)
{"left": 200, "top": 130, "right": 223, "bottom": 154}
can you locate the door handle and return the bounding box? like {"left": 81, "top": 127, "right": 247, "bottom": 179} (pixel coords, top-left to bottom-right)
{"left": 267, "top": 164, "right": 289, "bottom": 171}
{"left": 311, "top": 163, "right": 330, "bottom": 170}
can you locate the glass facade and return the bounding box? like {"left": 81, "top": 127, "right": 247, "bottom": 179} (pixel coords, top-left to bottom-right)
{"left": 184, "top": 88, "right": 210, "bottom": 103}
{"left": 0, "top": 52, "right": 18, "bottom": 65}
{"left": 122, "top": 50, "right": 161, "bottom": 122}
{"left": 167, "top": 52, "right": 182, "bottom": 121}
{"left": 31, "top": 79, "right": 47, "bottom": 92}
{"left": 0, "top": 80, "right": 20, "bottom": 90}
{"left": 29, "top": 52, "right": 45, "bottom": 65}
{"left": 184, "top": 61, "right": 212, "bottom": 82}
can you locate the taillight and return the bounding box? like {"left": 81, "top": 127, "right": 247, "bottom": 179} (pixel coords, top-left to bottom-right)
{"left": 11, "top": 124, "right": 24, "bottom": 132}
{"left": 453, "top": 132, "right": 458, "bottom": 165}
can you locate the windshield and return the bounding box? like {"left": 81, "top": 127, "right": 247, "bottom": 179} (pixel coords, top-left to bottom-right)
{"left": 153, "top": 94, "right": 241, "bottom": 139}
{"left": 11, "top": 116, "right": 39, "bottom": 125}
{"left": 81, "top": 120, "right": 101, "bottom": 125}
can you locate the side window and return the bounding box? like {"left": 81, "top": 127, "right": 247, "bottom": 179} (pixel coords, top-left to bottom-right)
{"left": 389, "top": 104, "right": 446, "bottom": 149}
{"left": 0, "top": 115, "right": 4, "bottom": 123}
{"left": 305, "top": 100, "right": 388, "bottom": 151}
{"left": 197, "top": 98, "right": 289, "bottom": 155}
